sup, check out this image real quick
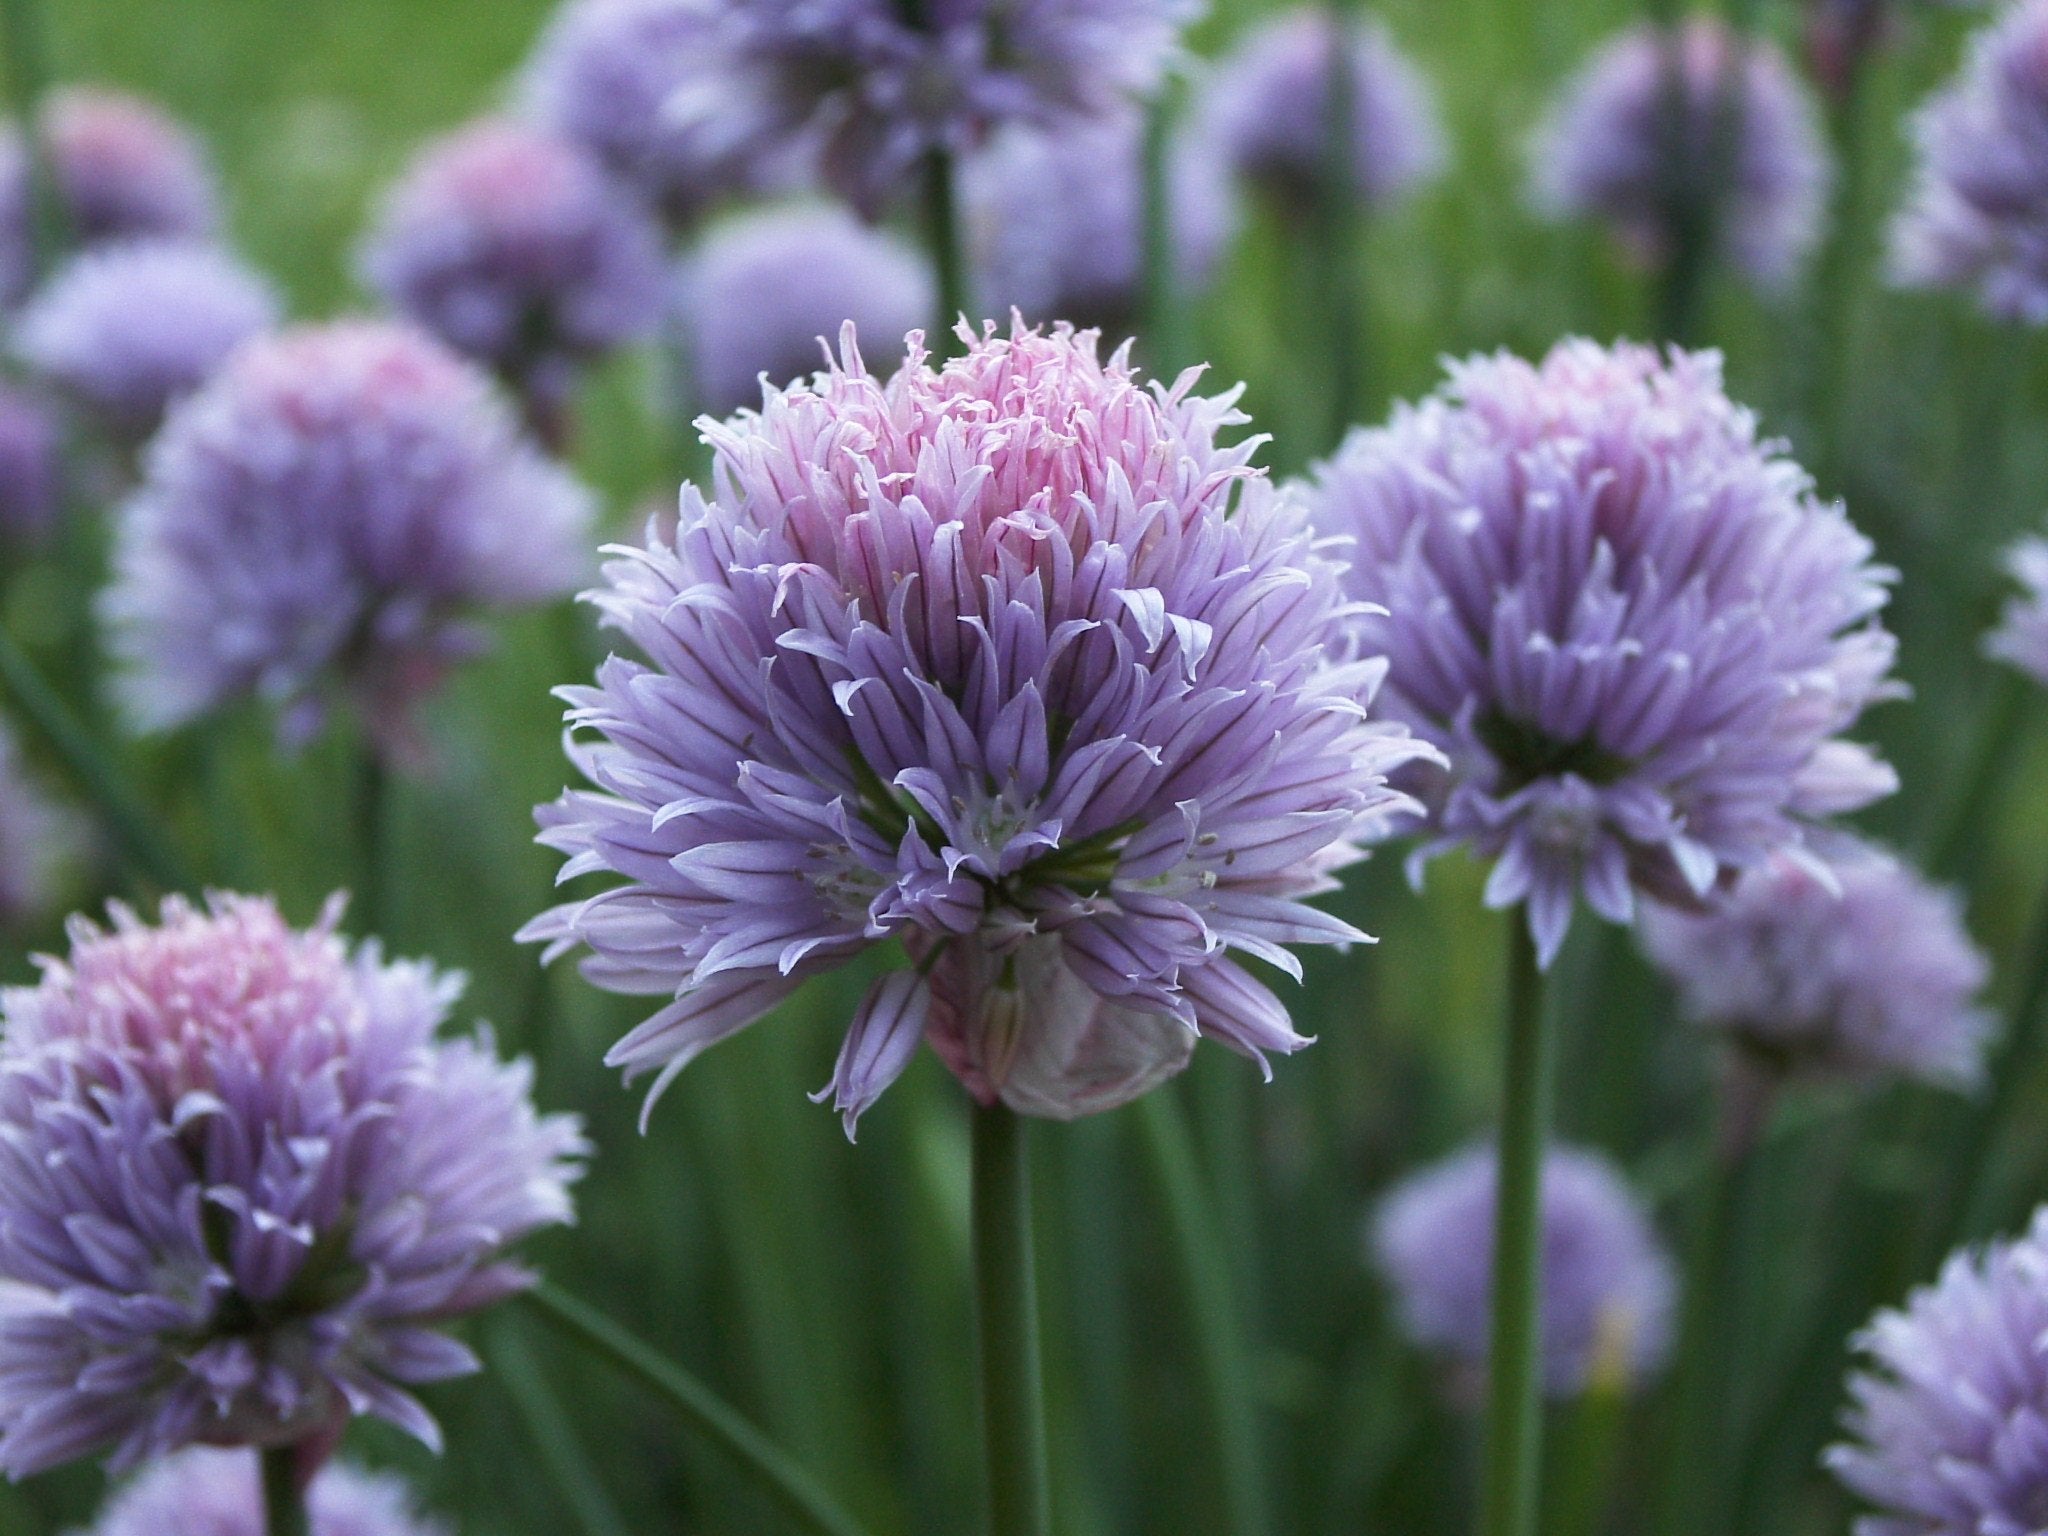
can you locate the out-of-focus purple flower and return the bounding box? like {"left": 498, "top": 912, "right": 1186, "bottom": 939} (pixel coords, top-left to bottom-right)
{"left": 1302, "top": 339, "right": 1900, "bottom": 966}
{"left": 358, "top": 117, "right": 666, "bottom": 409}
{"left": 1192, "top": 7, "right": 1445, "bottom": 212}
{"left": 1987, "top": 536, "right": 2048, "bottom": 684}
{"left": 675, "top": 203, "right": 933, "bottom": 415}
{"left": 0, "top": 383, "right": 61, "bottom": 545}
{"left": 101, "top": 320, "right": 593, "bottom": 756}
{"left": 38, "top": 88, "right": 220, "bottom": 250}
{"left": 1893, "top": 0, "right": 2048, "bottom": 322}
{"left": 1640, "top": 838, "right": 1992, "bottom": 1090}
{"left": 523, "top": 319, "right": 1429, "bottom": 1130}
{"left": 1531, "top": 19, "right": 1831, "bottom": 293}
{"left": 75, "top": 1447, "right": 448, "bottom": 1536}
{"left": 0, "top": 893, "right": 583, "bottom": 1478}
{"left": 15, "top": 241, "right": 278, "bottom": 441}
{"left": 1372, "top": 1141, "right": 1676, "bottom": 1398}
{"left": 1828, "top": 1205, "right": 2048, "bottom": 1536}
{"left": 0, "top": 720, "right": 82, "bottom": 932}
{"left": 961, "top": 110, "right": 1236, "bottom": 337}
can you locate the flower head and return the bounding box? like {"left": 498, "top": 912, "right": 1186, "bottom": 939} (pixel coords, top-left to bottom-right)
{"left": 525, "top": 319, "right": 1427, "bottom": 1129}
{"left": 1531, "top": 19, "right": 1830, "bottom": 292}
{"left": 1372, "top": 1141, "right": 1676, "bottom": 1398}
{"left": 38, "top": 88, "right": 220, "bottom": 250}
{"left": 1192, "top": 7, "right": 1445, "bottom": 212}
{"left": 358, "top": 118, "right": 666, "bottom": 400}
{"left": 675, "top": 203, "right": 933, "bottom": 416}
{"left": 1987, "top": 535, "right": 2048, "bottom": 684}
{"left": 1640, "top": 839, "right": 1992, "bottom": 1090}
{"left": 1301, "top": 339, "right": 1899, "bottom": 965}
{"left": 15, "top": 241, "right": 279, "bottom": 441}
{"left": 76, "top": 1447, "right": 448, "bottom": 1536}
{"left": 0, "top": 893, "right": 584, "bottom": 1477}
{"left": 961, "top": 111, "right": 1236, "bottom": 337}
{"left": 0, "top": 382, "right": 61, "bottom": 545}
{"left": 1828, "top": 1206, "right": 2048, "bottom": 1536}
{"left": 101, "top": 320, "right": 593, "bottom": 755}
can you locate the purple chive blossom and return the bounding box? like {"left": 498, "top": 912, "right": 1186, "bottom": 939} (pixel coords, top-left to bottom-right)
{"left": 1371, "top": 1141, "right": 1677, "bottom": 1398}
{"left": 14, "top": 241, "right": 279, "bottom": 442}
{"left": 1827, "top": 1206, "right": 2048, "bottom": 1536}
{"left": 38, "top": 88, "right": 220, "bottom": 250}
{"left": 0, "top": 383, "right": 61, "bottom": 546}
{"left": 523, "top": 319, "right": 1429, "bottom": 1130}
{"left": 1301, "top": 339, "right": 1900, "bottom": 966}
{"left": 675, "top": 203, "right": 933, "bottom": 416}
{"left": 1893, "top": 0, "right": 2048, "bottom": 322}
{"left": 1530, "top": 19, "right": 1831, "bottom": 293}
{"left": 76, "top": 1447, "right": 448, "bottom": 1536}
{"left": 0, "top": 721, "right": 83, "bottom": 932}
{"left": 1640, "top": 838, "right": 1992, "bottom": 1090}
{"left": 0, "top": 893, "right": 584, "bottom": 1478}
{"left": 357, "top": 117, "right": 666, "bottom": 410}
{"left": 1191, "top": 6, "right": 1445, "bottom": 212}
{"left": 100, "top": 320, "right": 593, "bottom": 756}
{"left": 960, "top": 110, "right": 1236, "bottom": 336}
{"left": 1987, "top": 536, "right": 2048, "bottom": 684}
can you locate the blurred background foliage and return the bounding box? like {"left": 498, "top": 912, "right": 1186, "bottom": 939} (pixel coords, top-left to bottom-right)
{"left": 1, "top": 0, "right": 2042, "bottom": 1533}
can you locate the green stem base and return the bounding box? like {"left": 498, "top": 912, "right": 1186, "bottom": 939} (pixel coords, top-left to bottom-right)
{"left": 972, "top": 1099, "right": 1050, "bottom": 1536}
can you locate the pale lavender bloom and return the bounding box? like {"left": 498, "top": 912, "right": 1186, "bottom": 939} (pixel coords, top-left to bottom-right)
{"left": 1828, "top": 1206, "right": 2048, "bottom": 1536}
{"left": 1987, "top": 536, "right": 2048, "bottom": 684}
{"left": 1303, "top": 340, "right": 1900, "bottom": 965}
{"left": 0, "top": 720, "right": 83, "bottom": 931}
{"left": 675, "top": 203, "right": 933, "bottom": 415}
{"left": 1893, "top": 0, "right": 2048, "bottom": 322}
{"left": 524, "top": 320, "right": 1429, "bottom": 1130}
{"left": 38, "top": 88, "right": 220, "bottom": 250}
{"left": 0, "top": 383, "right": 61, "bottom": 545}
{"left": 1531, "top": 19, "right": 1831, "bottom": 292}
{"left": 15, "top": 241, "right": 279, "bottom": 441}
{"left": 1372, "top": 1142, "right": 1676, "bottom": 1398}
{"left": 961, "top": 110, "right": 1237, "bottom": 336}
{"left": 358, "top": 118, "right": 666, "bottom": 405}
{"left": 76, "top": 1447, "right": 448, "bottom": 1536}
{"left": 0, "top": 893, "right": 584, "bottom": 1477}
{"left": 1192, "top": 7, "right": 1445, "bottom": 211}
{"left": 101, "top": 320, "right": 593, "bottom": 756}
{"left": 1641, "top": 838, "right": 1991, "bottom": 1089}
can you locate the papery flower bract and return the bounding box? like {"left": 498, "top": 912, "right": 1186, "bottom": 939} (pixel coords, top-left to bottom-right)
{"left": 1372, "top": 1141, "right": 1676, "bottom": 1398}
{"left": 1829, "top": 1206, "right": 2048, "bottom": 1536}
{"left": 1530, "top": 19, "right": 1831, "bottom": 292}
{"left": 38, "top": 88, "right": 220, "bottom": 250}
{"left": 101, "top": 320, "right": 593, "bottom": 755}
{"left": 1192, "top": 6, "right": 1445, "bottom": 212}
{"left": 961, "top": 111, "right": 1236, "bottom": 337}
{"left": 358, "top": 118, "right": 666, "bottom": 405}
{"left": 1987, "top": 535, "right": 2048, "bottom": 684}
{"left": 1302, "top": 339, "right": 1899, "bottom": 965}
{"left": 75, "top": 1447, "right": 448, "bottom": 1536}
{"left": 0, "top": 893, "right": 584, "bottom": 1477}
{"left": 524, "top": 319, "right": 1428, "bottom": 1129}
{"left": 15, "top": 241, "right": 279, "bottom": 441}
{"left": 1640, "top": 838, "right": 1992, "bottom": 1090}
{"left": 0, "top": 382, "right": 60, "bottom": 546}
{"left": 675, "top": 203, "right": 933, "bottom": 416}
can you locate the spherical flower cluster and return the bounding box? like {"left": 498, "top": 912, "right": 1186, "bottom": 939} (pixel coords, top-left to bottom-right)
{"left": 1191, "top": 7, "right": 1445, "bottom": 212}
{"left": 1371, "top": 1141, "right": 1676, "bottom": 1398}
{"left": 675, "top": 203, "right": 933, "bottom": 416}
{"left": 1530, "top": 19, "right": 1831, "bottom": 292}
{"left": 1986, "top": 536, "right": 2048, "bottom": 685}
{"left": 1892, "top": 0, "right": 2048, "bottom": 323}
{"left": 1302, "top": 340, "right": 1900, "bottom": 965}
{"left": 0, "top": 720, "right": 82, "bottom": 931}
{"left": 1828, "top": 1206, "right": 2048, "bottom": 1536}
{"left": 101, "top": 320, "right": 593, "bottom": 754}
{"left": 358, "top": 118, "right": 666, "bottom": 404}
{"left": 0, "top": 893, "right": 583, "bottom": 1477}
{"left": 0, "top": 382, "right": 60, "bottom": 545}
{"left": 1640, "top": 839, "right": 1992, "bottom": 1090}
{"left": 524, "top": 320, "right": 1429, "bottom": 1129}
{"left": 961, "top": 112, "right": 1236, "bottom": 336}
{"left": 36, "top": 87, "right": 220, "bottom": 250}
{"left": 15, "top": 241, "right": 279, "bottom": 441}
{"left": 77, "top": 1447, "right": 448, "bottom": 1536}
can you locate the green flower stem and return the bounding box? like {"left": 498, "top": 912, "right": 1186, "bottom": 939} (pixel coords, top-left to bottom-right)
{"left": 1924, "top": 668, "right": 2027, "bottom": 883}
{"left": 261, "top": 1444, "right": 309, "bottom": 1536}
{"left": 1140, "top": 91, "right": 1189, "bottom": 379}
{"left": 1477, "top": 923, "right": 1552, "bottom": 1536}
{"left": 523, "top": 1281, "right": 874, "bottom": 1536}
{"left": 0, "top": 623, "right": 198, "bottom": 893}
{"left": 1136, "top": 1086, "right": 1273, "bottom": 1536}
{"left": 1319, "top": 0, "right": 1368, "bottom": 448}
{"left": 490, "top": 1315, "right": 633, "bottom": 1536}
{"left": 0, "top": 0, "right": 62, "bottom": 279}
{"left": 922, "top": 147, "right": 967, "bottom": 356}
{"left": 972, "top": 1099, "right": 1050, "bottom": 1536}
{"left": 354, "top": 746, "right": 389, "bottom": 937}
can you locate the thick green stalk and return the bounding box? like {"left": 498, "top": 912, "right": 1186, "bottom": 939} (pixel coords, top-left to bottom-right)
{"left": 972, "top": 1100, "right": 1050, "bottom": 1536}
{"left": 0, "top": 0, "right": 62, "bottom": 279}
{"left": 490, "top": 1316, "right": 634, "bottom": 1536}
{"left": 1923, "top": 668, "right": 2026, "bottom": 882}
{"left": 1137, "top": 1087, "right": 1273, "bottom": 1536}
{"left": 1477, "top": 925, "right": 1552, "bottom": 1536}
{"left": 1139, "top": 91, "right": 1188, "bottom": 379}
{"left": 1319, "top": 1, "right": 1367, "bottom": 448}
{"left": 354, "top": 746, "right": 389, "bottom": 937}
{"left": 261, "top": 1445, "right": 309, "bottom": 1536}
{"left": 523, "top": 1282, "right": 874, "bottom": 1536}
{"left": 923, "top": 148, "right": 967, "bottom": 355}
